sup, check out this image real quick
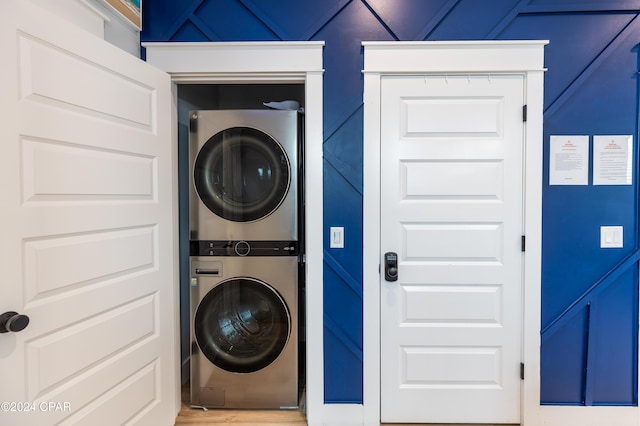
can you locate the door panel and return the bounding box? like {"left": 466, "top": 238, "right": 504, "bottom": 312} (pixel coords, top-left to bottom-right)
{"left": 402, "top": 160, "right": 504, "bottom": 199}
{"left": 0, "top": 1, "right": 177, "bottom": 425}
{"left": 380, "top": 75, "right": 524, "bottom": 423}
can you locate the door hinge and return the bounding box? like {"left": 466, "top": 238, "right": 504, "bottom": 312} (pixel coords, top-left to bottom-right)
{"left": 520, "top": 362, "right": 525, "bottom": 380}
{"left": 521, "top": 235, "right": 526, "bottom": 252}
{"left": 523, "top": 105, "right": 527, "bottom": 122}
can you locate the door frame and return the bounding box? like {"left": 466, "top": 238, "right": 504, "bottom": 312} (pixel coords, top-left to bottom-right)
{"left": 142, "top": 42, "right": 332, "bottom": 424}
{"left": 362, "top": 41, "right": 547, "bottom": 425}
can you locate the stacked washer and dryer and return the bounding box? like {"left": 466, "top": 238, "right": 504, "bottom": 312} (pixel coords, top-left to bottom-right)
{"left": 188, "top": 110, "right": 302, "bottom": 409}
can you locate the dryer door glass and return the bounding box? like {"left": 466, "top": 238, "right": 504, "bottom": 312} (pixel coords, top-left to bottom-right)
{"left": 194, "top": 278, "right": 291, "bottom": 373}
{"left": 194, "top": 127, "right": 290, "bottom": 222}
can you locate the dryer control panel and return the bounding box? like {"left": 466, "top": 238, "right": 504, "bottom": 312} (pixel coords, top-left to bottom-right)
{"left": 190, "top": 240, "right": 299, "bottom": 256}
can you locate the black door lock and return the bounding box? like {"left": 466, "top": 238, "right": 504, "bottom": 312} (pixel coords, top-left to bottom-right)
{"left": 384, "top": 252, "right": 398, "bottom": 282}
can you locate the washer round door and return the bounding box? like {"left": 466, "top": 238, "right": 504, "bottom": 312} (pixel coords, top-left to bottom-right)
{"left": 194, "top": 126, "right": 291, "bottom": 222}
{"left": 194, "top": 278, "right": 291, "bottom": 373}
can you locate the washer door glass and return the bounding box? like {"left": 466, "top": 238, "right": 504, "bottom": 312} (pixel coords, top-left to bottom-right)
{"left": 194, "top": 278, "right": 291, "bottom": 373}
{"left": 194, "top": 127, "right": 290, "bottom": 222}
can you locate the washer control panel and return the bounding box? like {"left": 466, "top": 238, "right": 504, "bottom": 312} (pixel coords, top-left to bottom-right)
{"left": 190, "top": 240, "right": 298, "bottom": 256}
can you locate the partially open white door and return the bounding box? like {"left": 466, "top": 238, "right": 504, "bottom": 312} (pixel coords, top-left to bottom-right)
{"left": 0, "top": 1, "right": 178, "bottom": 425}
{"left": 380, "top": 74, "right": 524, "bottom": 423}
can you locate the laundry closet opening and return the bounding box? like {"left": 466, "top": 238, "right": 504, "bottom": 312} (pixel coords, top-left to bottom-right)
{"left": 177, "top": 83, "right": 307, "bottom": 409}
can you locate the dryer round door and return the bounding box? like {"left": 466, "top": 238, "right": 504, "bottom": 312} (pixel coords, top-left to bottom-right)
{"left": 194, "top": 277, "right": 291, "bottom": 373}
{"left": 194, "top": 126, "right": 291, "bottom": 222}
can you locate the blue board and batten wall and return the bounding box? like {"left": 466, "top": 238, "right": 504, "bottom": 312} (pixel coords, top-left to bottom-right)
{"left": 141, "top": 0, "right": 640, "bottom": 406}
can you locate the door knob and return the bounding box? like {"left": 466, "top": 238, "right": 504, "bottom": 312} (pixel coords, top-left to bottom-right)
{"left": 0, "top": 311, "right": 30, "bottom": 333}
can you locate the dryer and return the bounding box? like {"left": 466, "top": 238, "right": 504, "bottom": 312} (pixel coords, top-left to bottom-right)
{"left": 189, "top": 109, "right": 300, "bottom": 242}
{"left": 189, "top": 254, "right": 298, "bottom": 409}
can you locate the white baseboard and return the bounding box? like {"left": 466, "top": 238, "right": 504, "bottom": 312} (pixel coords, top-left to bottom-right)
{"left": 537, "top": 405, "right": 639, "bottom": 426}
{"left": 306, "top": 404, "right": 364, "bottom": 426}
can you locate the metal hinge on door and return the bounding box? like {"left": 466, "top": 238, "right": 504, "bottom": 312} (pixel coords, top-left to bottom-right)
{"left": 523, "top": 105, "right": 527, "bottom": 122}
{"left": 521, "top": 235, "right": 526, "bottom": 252}
{"left": 520, "top": 362, "right": 525, "bottom": 380}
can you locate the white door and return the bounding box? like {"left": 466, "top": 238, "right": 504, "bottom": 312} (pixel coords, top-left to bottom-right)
{"left": 380, "top": 74, "right": 524, "bottom": 423}
{"left": 0, "top": 1, "right": 178, "bottom": 425}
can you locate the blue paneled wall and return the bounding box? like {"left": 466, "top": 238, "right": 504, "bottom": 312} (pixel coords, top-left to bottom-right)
{"left": 142, "top": 0, "right": 640, "bottom": 405}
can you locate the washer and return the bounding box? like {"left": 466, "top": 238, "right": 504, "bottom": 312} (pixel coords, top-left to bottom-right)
{"left": 190, "top": 254, "right": 298, "bottom": 409}
{"left": 189, "top": 109, "right": 300, "bottom": 242}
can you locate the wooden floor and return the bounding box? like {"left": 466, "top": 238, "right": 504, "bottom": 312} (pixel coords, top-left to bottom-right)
{"left": 175, "top": 381, "right": 517, "bottom": 426}
{"left": 176, "top": 398, "right": 515, "bottom": 425}
{"left": 175, "top": 406, "right": 306, "bottom": 425}
{"left": 175, "top": 384, "right": 305, "bottom": 425}
{"left": 176, "top": 403, "right": 514, "bottom": 426}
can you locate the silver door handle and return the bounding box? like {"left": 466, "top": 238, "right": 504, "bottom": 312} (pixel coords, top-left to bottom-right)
{"left": 195, "top": 269, "right": 220, "bottom": 276}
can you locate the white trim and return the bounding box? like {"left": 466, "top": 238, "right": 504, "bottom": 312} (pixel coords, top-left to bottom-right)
{"left": 522, "top": 68, "right": 545, "bottom": 426}
{"left": 310, "top": 404, "right": 364, "bottom": 426}
{"left": 163, "top": 73, "right": 310, "bottom": 84}
{"left": 143, "top": 41, "right": 326, "bottom": 424}
{"left": 78, "top": 0, "right": 112, "bottom": 24}
{"left": 169, "top": 81, "right": 182, "bottom": 417}
{"left": 362, "top": 70, "right": 382, "bottom": 426}
{"left": 303, "top": 69, "right": 326, "bottom": 425}
{"left": 28, "top": 0, "right": 109, "bottom": 38}
{"left": 362, "top": 40, "right": 548, "bottom": 73}
{"left": 143, "top": 42, "right": 324, "bottom": 75}
{"left": 362, "top": 40, "right": 547, "bottom": 426}
{"left": 540, "top": 406, "right": 639, "bottom": 426}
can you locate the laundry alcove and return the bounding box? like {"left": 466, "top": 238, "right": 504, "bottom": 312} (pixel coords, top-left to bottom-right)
{"left": 143, "top": 41, "right": 328, "bottom": 421}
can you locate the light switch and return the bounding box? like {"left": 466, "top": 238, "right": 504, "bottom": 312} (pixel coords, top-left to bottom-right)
{"left": 330, "top": 227, "right": 344, "bottom": 248}
{"left": 601, "top": 226, "right": 623, "bottom": 248}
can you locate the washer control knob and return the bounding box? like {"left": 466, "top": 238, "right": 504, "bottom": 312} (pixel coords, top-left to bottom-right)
{"left": 234, "top": 241, "right": 251, "bottom": 256}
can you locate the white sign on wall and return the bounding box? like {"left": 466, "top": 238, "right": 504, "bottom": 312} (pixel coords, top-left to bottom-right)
{"left": 549, "top": 135, "right": 589, "bottom": 185}
{"left": 593, "top": 135, "right": 633, "bottom": 185}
